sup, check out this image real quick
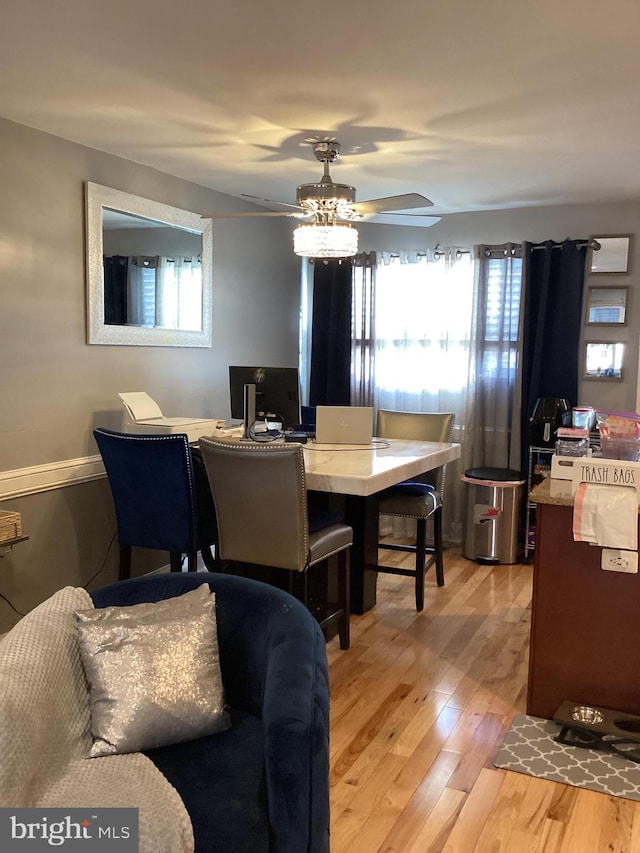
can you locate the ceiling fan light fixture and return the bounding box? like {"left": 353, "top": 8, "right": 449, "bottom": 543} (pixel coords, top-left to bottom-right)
{"left": 293, "top": 222, "right": 358, "bottom": 259}
{"left": 203, "top": 138, "right": 436, "bottom": 233}
{"left": 296, "top": 181, "right": 356, "bottom": 206}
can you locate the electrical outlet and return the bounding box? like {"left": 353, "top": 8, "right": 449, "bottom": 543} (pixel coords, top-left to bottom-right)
{"left": 601, "top": 548, "right": 639, "bottom": 573}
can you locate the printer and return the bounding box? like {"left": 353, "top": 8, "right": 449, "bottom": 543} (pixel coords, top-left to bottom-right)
{"left": 118, "top": 392, "right": 221, "bottom": 443}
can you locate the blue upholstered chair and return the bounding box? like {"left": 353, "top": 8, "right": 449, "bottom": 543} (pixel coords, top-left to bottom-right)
{"left": 376, "top": 411, "right": 455, "bottom": 611}
{"left": 300, "top": 405, "right": 317, "bottom": 429}
{"left": 198, "top": 437, "right": 351, "bottom": 650}
{"left": 94, "top": 428, "right": 219, "bottom": 580}
{"left": 90, "top": 571, "right": 330, "bottom": 853}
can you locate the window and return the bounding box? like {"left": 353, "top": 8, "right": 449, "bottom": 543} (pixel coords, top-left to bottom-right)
{"left": 127, "top": 256, "right": 202, "bottom": 330}
{"left": 352, "top": 251, "right": 474, "bottom": 414}
{"left": 475, "top": 254, "right": 522, "bottom": 392}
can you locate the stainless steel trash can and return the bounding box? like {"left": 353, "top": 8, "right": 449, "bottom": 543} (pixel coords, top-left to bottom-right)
{"left": 461, "top": 467, "right": 525, "bottom": 564}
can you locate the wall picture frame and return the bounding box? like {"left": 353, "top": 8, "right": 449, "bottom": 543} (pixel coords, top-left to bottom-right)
{"left": 585, "top": 286, "right": 629, "bottom": 325}
{"left": 589, "top": 235, "right": 631, "bottom": 274}
{"left": 584, "top": 341, "right": 625, "bottom": 380}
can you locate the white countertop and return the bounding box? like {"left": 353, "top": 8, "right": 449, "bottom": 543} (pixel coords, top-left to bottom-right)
{"left": 302, "top": 438, "right": 461, "bottom": 496}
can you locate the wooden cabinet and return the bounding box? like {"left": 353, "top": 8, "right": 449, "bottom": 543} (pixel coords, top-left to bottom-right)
{"left": 527, "top": 494, "right": 640, "bottom": 719}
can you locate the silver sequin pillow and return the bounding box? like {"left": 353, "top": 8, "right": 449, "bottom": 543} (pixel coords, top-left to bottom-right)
{"left": 75, "top": 584, "right": 230, "bottom": 757}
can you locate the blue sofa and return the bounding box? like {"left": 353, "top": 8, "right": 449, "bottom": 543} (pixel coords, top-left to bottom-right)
{"left": 90, "top": 572, "right": 330, "bottom": 853}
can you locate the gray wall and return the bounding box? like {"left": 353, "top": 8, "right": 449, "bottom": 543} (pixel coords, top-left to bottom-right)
{"left": 1, "top": 115, "right": 639, "bottom": 630}
{"left": 0, "top": 118, "right": 301, "bottom": 629}
{"left": 103, "top": 226, "right": 202, "bottom": 257}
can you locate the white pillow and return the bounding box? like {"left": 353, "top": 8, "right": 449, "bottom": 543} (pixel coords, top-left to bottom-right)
{"left": 75, "top": 584, "right": 230, "bottom": 757}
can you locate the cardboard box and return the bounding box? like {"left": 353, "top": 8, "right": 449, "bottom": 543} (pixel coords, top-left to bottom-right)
{"left": 0, "top": 510, "right": 22, "bottom": 543}
{"left": 551, "top": 455, "right": 581, "bottom": 480}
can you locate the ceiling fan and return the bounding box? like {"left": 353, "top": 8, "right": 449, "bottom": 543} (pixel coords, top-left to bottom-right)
{"left": 201, "top": 140, "right": 441, "bottom": 258}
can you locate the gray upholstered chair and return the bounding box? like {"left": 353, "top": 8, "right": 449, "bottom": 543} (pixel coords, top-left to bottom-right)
{"left": 198, "top": 437, "right": 351, "bottom": 649}
{"left": 376, "top": 410, "right": 455, "bottom": 611}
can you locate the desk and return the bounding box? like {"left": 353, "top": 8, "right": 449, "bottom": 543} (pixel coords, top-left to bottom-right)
{"left": 303, "top": 439, "right": 461, "bottom": 613}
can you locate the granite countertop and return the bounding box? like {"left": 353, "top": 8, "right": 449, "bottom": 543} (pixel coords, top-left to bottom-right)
{"left": 530, "top": 477, "right": 574, "bottom": 506}
{"left": 531, "top": 474, "right": 640, "bottom": 510}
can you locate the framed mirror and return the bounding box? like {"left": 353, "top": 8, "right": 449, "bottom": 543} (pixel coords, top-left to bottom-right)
{"left": 86, "top": 182, "right": 213, "bottom": 346}
{"left": 589, "top": 235, "right": 631, "bottom": 274}
{"left": 584, "top": 341, "right": 625, "bottom": 380}
{"left": 585, "top": 286, "right": 628, "bottom": 325}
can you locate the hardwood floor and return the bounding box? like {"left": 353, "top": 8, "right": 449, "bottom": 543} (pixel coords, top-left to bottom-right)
{"left": 326, "top": 546, "right": 640, "bottom": 852}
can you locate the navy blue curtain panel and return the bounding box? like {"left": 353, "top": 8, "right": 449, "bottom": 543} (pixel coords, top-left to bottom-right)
{"left": 309, "top": 261, "right": 352, "bottom": 406}
{"left": 520, "top": 239, "right": 588, "bottom": 471}
{"left": 103, "top": 255, "right": 128, "bottom": 325}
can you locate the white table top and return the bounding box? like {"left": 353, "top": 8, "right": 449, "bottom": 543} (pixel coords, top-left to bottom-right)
{"left": 303, "top": 438, "right": 461, "bottom": 496}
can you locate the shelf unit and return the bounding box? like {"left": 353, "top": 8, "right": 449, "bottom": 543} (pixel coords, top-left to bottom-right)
{"left": 0, "top": 534, "right": 29, "bottom": 557}
{"left": 524, "top": 445, "right": 554, "bottom": 560}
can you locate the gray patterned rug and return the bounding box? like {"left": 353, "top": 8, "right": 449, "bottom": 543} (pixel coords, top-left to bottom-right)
{"left": 494, "top": 714, "right": 640, "bottom": 801}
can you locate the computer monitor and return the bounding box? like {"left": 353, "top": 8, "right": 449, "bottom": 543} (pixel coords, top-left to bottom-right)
{"left": 229, "top": 366, "right": 301, "bottom": 428}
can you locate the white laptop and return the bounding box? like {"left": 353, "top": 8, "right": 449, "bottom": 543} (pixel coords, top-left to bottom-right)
{"left": 314, "top": 406, "right": 374, "bottom": 446}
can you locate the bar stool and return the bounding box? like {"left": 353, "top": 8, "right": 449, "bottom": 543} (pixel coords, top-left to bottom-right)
{"left": 376, "top": 411, "right": 455, "bottom": 611}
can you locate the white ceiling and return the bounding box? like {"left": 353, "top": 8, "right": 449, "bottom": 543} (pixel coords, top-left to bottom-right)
{"left": 2, "top": 0, "right": 640, "bottom": 217}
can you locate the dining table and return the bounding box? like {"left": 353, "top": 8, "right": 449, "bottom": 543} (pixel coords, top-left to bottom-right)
{"left": 302, "top": 437, "right": 461, "bottom": 613}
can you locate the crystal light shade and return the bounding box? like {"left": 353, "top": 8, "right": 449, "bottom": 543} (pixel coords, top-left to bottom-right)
{"left": 293, "top": 223, "right": 358, "bottom": 259}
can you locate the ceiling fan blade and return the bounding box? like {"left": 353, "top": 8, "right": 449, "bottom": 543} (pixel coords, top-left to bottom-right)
{"left": 364, "top": 212, "right": 441, "bottom": 228}
{"left": 351, "top": 193, "right": 434, "bottom": 215}
{"left": 200, "top": 211, "right": 303, "bottom": 219}
{"left": 241, "top": 193, "right": 304, "bottom": 211}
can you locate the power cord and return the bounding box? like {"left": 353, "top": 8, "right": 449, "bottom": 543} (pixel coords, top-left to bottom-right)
{"left": 247, "top": 416, "right": 285, "bottom": 443}
{"left": 0, "top": 590, "right": 25, "bottom": 618}
{"left": 0, "top": 530, "right": 118, "bottom": 621}
{"left": 305, "top": 439, "right": 391, "bottom": 451}
{"left": 83, "top": 530, "right": 118, "bottom": 589}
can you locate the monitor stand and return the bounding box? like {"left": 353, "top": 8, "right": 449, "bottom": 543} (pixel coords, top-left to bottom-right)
{"left": 242, "top": 383, "right": 256, "bottom": 440}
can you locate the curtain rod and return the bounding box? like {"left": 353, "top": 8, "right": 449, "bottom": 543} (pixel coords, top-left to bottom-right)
{"left": 530, "top": 239, "right": 599, "bottom": 251}
{"left": 483, "top": 239, "right": 599, "bottom": 258}
{"left": 387, "top": 248, "right": 471, "bottom": 259}
{"left": 321, "top": 246, "right": 471, "bottom": 266}
{"left": 129, "top": 256, "right": 201, "bottom": 265}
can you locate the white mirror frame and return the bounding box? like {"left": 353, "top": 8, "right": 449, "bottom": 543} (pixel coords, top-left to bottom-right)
{"left": 86, "top": 182, "right": 213, "bottom": 346}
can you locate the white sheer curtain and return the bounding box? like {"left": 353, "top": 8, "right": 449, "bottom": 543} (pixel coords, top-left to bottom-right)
{"left": 125, "top": 255, "right": 202, "bottom": 330}
{"left": 127, "top": 256, "right": 157, "bottom": 326}
{"left": 155, "top": 256, "right": 202, "bottom": 330}
{"left": 351, "top": 252, "right": 376, "bottom": 407}
{"left": 463, "top": 244, "right": 524, "bottom": 475}
{"left": 352, "top": 248, "right": 474, "bottom": 543}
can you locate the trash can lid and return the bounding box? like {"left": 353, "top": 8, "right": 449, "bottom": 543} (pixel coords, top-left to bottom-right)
{"left": 464, "top": 467, "right": 523, "bottom": 482}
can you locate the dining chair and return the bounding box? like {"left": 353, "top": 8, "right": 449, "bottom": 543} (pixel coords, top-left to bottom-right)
{"left": 376, "top": 410, "right": 455, "bottom": 611}
{"left": 198, "top": 437, "right": 352, "bottom": 650}
{"left": 94, "top": 428, "right": 219, "bottom": 580}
